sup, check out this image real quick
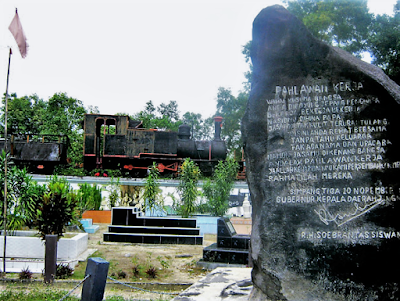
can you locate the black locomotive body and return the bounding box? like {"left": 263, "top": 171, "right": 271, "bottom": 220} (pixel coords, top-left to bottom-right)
{"left": 83, "top": 114, "right": 227, "bottom": 176}
{"left": 0, "top": 134, "right": 69, "bottom": 174}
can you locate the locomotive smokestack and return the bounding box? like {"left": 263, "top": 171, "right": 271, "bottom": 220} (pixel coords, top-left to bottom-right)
{"left": 214, "top": 116, "right": 223, "bottom": 140}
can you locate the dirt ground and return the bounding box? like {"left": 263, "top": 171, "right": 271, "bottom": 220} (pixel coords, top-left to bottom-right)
{"left": 1, "top": 220, "right": 251, "bottom": 300}
{"left": 85, "top": 224, "right": 215, "bottom": 283}
{"left": 76, "top": 223, "right": 217, "bottom": 300}
{"left": 0, "top": 224, "right": 217, "bottom": 300}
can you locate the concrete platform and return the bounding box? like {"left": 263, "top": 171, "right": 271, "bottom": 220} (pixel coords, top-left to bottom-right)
{"left": 173, "top": 267, "right": 252, "bottom": 300}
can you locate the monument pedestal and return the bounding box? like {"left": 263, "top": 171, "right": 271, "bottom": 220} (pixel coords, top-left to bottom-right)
{"left": 103, "top": 207, "right": 203, "bottom": 245}
{"left": 201, "top": 218, "right": 250, "bottom": 266}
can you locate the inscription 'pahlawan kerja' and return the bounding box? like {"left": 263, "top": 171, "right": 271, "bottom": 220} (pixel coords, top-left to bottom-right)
{"left": 266, "top": 80, "right": 400, "bottom": 231}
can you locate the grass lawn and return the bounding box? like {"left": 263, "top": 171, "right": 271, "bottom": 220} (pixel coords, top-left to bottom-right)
{"left": 0, "top": 287, "right": 170, "bottom": 301}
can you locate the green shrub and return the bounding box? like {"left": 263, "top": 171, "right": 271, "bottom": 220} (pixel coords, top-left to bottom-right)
{"left": 56, "top": 263, "right": 74, "bottom": 279}
{"left": 132, "top": 265, "right": 141, "bottom": 278}
{"left": 34, "top": 176, "right": 79, "bottom": 240}
{"left": 107, "top": 177, "right": 120, "bottom": 208}
{"left": 19, "top": 267, "right": 33, "bottom": 280}
{"left": 54, "top": 165, "right": 87, "bottom": 177}
{"left": 77, "top": 183, "right": 102, "bottom": 212}
{"left": 176, "top": 158, "right": 200, "bottom": 218}
{"left": 143, "top": 162, "right": 163, "bottom": 213}
{"left": 203, "top": 158, "right": 239, "bottom": 216}
{"left": 0, "top": 150, "right": 45, "bottom": 231}
{"left": 145, "top": 266, "right": 158, "bottom": 278}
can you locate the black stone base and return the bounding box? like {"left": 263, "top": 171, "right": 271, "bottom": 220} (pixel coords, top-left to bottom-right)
{"left": 103, "top": 207, "right": 204, "bottom": 245}
{"left": 203, "top": 243, "right": 250, "bottom": 265}
{"left": 107, "top": 225, "right": 201, "bottom": 236}
{"left": 103, "top": 232, "right": 203, "bottom": 245}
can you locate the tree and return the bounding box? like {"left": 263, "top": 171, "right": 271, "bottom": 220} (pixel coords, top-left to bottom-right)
{"left": 284, "top": 0, "right": 373, "bottom": 56}
{"left": 368, "top": 1, "right": 400, "bottom": 83}
{"left": 182, "top": 112, "right": 213, "bottom": 140}
{"left": 242, "top": 41, "right": 252, "bottom": 93}
{"left": 1, "top": 94, "right": 46, "bottom": 137}
{"left": 132, "top": 100, "right": 183, "bottom": 131}
{"left": 283, "top": 0, "right": 400, "bottom": 83}
{"left": 41, "top": 93, "right": 87, "bottom": 165}
{"left": 157, "top": 100, "right": 180, "bottom": 123}
{"left": 216, "top": 87, "right": 247, "bottom": 157}
{"left": 40, "top": 93, "right": 85, "bottom": 135}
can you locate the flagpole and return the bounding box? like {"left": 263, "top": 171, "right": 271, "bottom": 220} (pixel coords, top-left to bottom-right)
{"left": 2, "top": 47, "right": 12, "bottom": 277}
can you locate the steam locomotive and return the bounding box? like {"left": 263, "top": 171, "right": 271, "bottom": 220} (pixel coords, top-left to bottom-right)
{"left": 0, "top": 114, "right": 228, "bottom": 176}
{"left": 83, "top": 114, "right": 227, "bottom": 176}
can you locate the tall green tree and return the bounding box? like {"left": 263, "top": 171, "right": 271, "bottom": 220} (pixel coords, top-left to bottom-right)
{"left": 368, "top": 1, "right": 400, "bottom": 83}
{"left": 1, "top": 94, "right": 46, "bottom": 136}
{"left": 41, "top": 92, "right": 86, "bottom": 135}
{"left": 182, "top": 112, "right": 213, "bottom": 140}
{"left": 132, "top": 100, "right": 183, "bottom": 131}
{"left": 284, "top": 0, "right": 400, "bottom": 83}
{"left": 284, "top": 0, "right": 373, "bottom": 56}
{"left": 242, "top": 41, "right": 252, "bottom": 93}
{"left": 216, "top": 87, "right": 247, "bottom": 157}
{"left": 41, "top": 93, "right": 87, "bottom": 165}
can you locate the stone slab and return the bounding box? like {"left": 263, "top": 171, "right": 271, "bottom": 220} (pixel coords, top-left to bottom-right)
{"left": 173, "top": 267, "right": 252, "bottom": 301}
{"left": 242, "top": 4, "right": 400, "bottom": 300}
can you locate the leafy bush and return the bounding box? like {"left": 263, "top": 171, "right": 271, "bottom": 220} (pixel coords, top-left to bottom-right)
{"left": 56, "top": 263, "right": 74, "bottom": 279}
{"left": 203, "top": 158, "right": 239, "bottom": 216}
{"left": 34, "top": 176, "right": 79, "bottom": 240}
{"left": 145, "top": 266, "right": 158, "bottom": 278}
{"left": 107, "top": 177, "right": 120, "bottom": 208}
{"left": 54, "top": 165, "right": 87, "bottom": 177}
{"left": 175, "top": 158, "right": 200, "bottom": 218}
{"left": 132, "top": 265, "right": 141, "bottom": 278}
{"left": 143, "top": 162, "right": 163, "bottom": 214}
{"left": 0, "top": 150, "right": 45, "bottom": 231}
{"left": 77, "top": 183, "right": 102, "bottom": 213}
{"left": 19, "top": 267, "right": 33, "bottom": 280}
{"left": 117, "top": 270, "right": 127, "bottom": 279}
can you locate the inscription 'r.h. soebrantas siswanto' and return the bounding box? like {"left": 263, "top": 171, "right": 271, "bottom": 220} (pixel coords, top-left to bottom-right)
{"left": 242, "top": 5, "right": 400, "bottom": 301}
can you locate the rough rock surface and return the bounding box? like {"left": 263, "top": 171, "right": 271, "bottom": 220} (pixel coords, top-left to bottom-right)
{"left": 242, "top": 5, "right": 400, "bottom": 301}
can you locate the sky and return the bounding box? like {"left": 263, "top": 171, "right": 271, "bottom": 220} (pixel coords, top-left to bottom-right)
{"left": 0, "top": 0, "right": 398, "bottom": 119}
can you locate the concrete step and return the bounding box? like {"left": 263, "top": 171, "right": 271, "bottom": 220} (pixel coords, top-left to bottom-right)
{"left": 107, "top": 225, "right": 200, "bottom": 236}
{"left": 103, "top": 232, "right": 203, "bottom": 245}
{"left": 202, "top": 243, "right": 250, "bottom": 265}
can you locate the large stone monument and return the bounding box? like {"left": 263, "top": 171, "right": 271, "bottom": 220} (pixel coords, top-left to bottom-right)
{"left": 242, "top": 5, "right": 400, "bottom": 300}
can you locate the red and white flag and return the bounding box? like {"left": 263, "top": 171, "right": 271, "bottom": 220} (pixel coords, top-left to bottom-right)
{"left": 8, "top": 9, "right": 28, "bottom": 58}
